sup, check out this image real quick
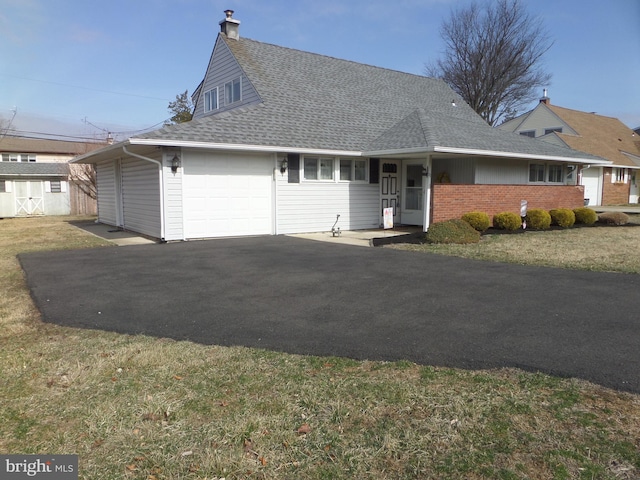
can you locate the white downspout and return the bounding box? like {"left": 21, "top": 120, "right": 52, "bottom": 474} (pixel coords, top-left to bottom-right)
{"left": 122, "top": 145, "right": 166, "bottom": 241}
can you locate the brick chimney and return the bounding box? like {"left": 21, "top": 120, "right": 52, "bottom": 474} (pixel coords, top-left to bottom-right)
{"left": 220, "top": 9, "right": 240, "bottom": 40}
{"left": 540, "top": 88, "right": 550, "bottom": 105}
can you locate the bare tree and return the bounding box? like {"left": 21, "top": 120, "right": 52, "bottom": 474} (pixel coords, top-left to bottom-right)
{"left": 68, "top": 163, "right": 97, "bottom": 200}
{"left": 426, "top": 0, "right": 552, "bottom": 126}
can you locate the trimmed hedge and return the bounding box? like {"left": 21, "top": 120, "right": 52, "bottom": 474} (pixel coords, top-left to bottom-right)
{"left": 461, "top": 211, "right": 491, "bottom": 232}
{"left": 525, "top": 208, "right": 551, "bottom": 230}
{"left": 573, "top": 207, "right": 597, "bottom": 225}
{"left": 492, "top": 212, "right": 522, "bottom": 231}
{"left": 549, "top": 208, "right": 576, "bottom": 228}
{"left": 425, "top": 219, "right": 481, "bottom": 244}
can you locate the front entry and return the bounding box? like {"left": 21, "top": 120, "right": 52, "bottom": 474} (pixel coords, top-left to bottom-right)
{"left": 402, "top": 162, "right": 424, "bottom": 225}
{"left": 380, "top": 161, "right": 401, "bottom": 225}
{"left": 15, "top": 181, "right": 44, "bottom": 216}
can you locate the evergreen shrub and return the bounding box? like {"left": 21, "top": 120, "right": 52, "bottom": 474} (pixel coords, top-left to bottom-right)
{"left": 492, "top": 212, "right": 521, "bottom": 231}
{"left": 461, "top": 211, "right": 491, "bottom": 232}
{"left": 573, "top": 207, "right": 597, "bottom": 225}
{"left": 525, "top": 208, "right": 551, "bottom": 230}
{"left": 549, "top": 208, "right": 576, "bottom": 228}
{"left": 425, "top": 219, "right": 481, "bottom": 244}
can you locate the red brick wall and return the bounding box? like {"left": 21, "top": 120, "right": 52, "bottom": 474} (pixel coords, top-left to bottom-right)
{"left": 431, "top": 184, "right": 585, "bottom": 222}
{"left": 602, "top": 168, "right": 630, "bottom": 205}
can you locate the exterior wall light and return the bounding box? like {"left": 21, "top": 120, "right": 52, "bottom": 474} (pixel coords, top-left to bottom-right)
{"left": 280, "top": 158, "right": 288, "bottom": 174}
{"left": 422, "top": 166, "right": 429, "bottom": 176}
{"left": 171, "top": 154, "right": 181, "bottom": 173}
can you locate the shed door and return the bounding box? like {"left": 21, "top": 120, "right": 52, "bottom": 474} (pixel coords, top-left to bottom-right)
{"left": 183, "top": 153, "right": 273, "bottom": 238}
{"left": 15, "top": 181, "right": 44, "bottom": 216}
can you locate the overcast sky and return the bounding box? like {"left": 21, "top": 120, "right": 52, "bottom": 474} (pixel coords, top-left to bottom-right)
{"left": 1, "top": 0, "right": 639, "bottom": 142}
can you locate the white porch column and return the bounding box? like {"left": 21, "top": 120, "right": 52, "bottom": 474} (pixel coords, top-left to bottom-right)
{"left": 423, "top": 155, "right": 432, "bottom": 232}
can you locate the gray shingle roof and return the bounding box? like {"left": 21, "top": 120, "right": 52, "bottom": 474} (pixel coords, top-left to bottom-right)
{"left": 135, "top": 35, "right": 605, "bottom": 163}
{"left": 0, "top": 162, "right": 69, "bottom": 176}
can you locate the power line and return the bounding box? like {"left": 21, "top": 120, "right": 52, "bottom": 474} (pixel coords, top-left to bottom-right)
{"left": 1, "top": 73, "right": 173, "bottom": 102}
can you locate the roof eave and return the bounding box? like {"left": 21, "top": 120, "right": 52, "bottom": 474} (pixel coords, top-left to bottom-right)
{"left": 129, "top": 138, "right": 362, "bottom": 157}
{"left": 431, "top": 146, "right": 611, "bottom": 164}
{"left": 72, "top": 140, "right": 132, "bottom": 163}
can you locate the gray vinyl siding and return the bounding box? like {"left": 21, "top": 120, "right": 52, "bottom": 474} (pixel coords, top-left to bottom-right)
{"left": 498, "top": 106, "right": 577, "bottom": 138}
{"left": 121, "top": 158, "right": 161, "bottom": 238}
{"left": 475, "top": 158, "right": 528, "bottom": 184}
{"left": 96, "top": 160, "right": 118, "bottom": 226}
{"left": 276, "top": 176, "right": 379, "bottom": 234}
{"left": 192, "top": 36, "right": 261, "bottom": 119}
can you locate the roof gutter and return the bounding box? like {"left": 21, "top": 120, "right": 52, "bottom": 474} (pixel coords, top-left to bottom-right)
{"left": 129, "top": 138, "right": 360, "bottom": 158}
{"left": 122, "top": 145, "right": 166, "bottom": 241}
{"left": 364, "top": 145, "right": 611, "bottom": 164}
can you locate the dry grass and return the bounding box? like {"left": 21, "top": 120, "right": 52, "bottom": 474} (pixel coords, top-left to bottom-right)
{"left": 390, "top": 218, "right": 640, "bottom": 274}
{"left": 2, "top": 215, "right": 640, "bottom": 479}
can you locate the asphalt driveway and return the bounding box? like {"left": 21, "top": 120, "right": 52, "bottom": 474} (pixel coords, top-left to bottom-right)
{"left": 19, "top": 235, "right": 640, "bottom": 393}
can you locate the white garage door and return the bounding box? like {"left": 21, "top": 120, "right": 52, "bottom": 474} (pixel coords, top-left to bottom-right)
{"left": 183, "top": 152, "right": 273, "bottom": 238}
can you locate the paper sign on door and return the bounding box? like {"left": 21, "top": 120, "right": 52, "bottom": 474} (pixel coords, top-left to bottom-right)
{"left": 383, "top": 207, "right": 394, "bottom": 229}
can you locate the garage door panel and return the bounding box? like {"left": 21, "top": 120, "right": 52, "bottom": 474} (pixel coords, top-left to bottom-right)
{"left": 183, "top": 154, "right": 273, "bottom": 238}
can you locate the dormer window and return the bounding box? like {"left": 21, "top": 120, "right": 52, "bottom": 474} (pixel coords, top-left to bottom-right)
{"left": 544, "top": 127, "right": 562, "bottom": 135}
{"left": 204, "top": 88, "right": 218, "bottom": 113}
{"left": 225, "top": 77, "right": 241, "bottom": 105}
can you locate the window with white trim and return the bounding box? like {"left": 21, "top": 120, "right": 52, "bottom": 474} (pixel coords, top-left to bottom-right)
{"left": 519, "top": 130, "right": 535, "bottom": 138}
{"left": 303, "top": 157, "right": 334, "bottom": 181}
{"left": 529, "top": 163, "right": 565, "bottom": 184}
{"left": 204, "top": 87, "right": 218, "bottom": 112}
{"left": 224, "top": 77, "right": 241, "bottom": 105}
{"left": 544, "top": 127, "right": 563, "bottom": 135}
{"left": 50, "top": 180, "right": 62, "bottom": 193}
{"left": 2, "top": 153, "right": 35, "bottom": 162}
{"left": 529, "top": 163, "right": 545, "bottom": 183}
{"left": 612, "top": 168, "right": 627, "bottom": 183}
{"left": 547, "top": 164, "right": 563, "bottom": 183}
{"left": 339, "top": 159, "right": 367, "bottom": 182}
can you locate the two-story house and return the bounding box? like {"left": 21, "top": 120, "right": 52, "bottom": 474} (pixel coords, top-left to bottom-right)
{"left": 73, "top": 11, "right": 608, "bottom": 241}
{"left": 0, "top": 136, "right": 105, "bottom": 217}
{"left": 498, "top": 92, "right": 640, "bottom": 205}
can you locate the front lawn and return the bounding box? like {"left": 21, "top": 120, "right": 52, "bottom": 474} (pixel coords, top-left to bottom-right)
{"left": 1, "top": 216, "right": 639, "bottom": 479}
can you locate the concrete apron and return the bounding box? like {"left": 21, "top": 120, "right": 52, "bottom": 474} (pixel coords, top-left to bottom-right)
{"left": 290, "top": 227, "right": 421, "bottom": 247}
{"left": 73, "top": 220, "right": 417, "bottom": 248}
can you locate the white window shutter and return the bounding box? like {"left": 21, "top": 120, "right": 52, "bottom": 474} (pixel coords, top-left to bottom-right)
{"left": 61, "top": 181, "right": 68, "bottom": 193}
{"left": 45, "top": 181, "right": 52, "bottom": 192}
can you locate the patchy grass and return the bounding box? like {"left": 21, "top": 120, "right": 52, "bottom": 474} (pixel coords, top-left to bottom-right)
{"left": 2, "top": 215, "right": 640, "bottom": 479}
{"left": 390, "top": 217, "right": 640, "bottom": 274}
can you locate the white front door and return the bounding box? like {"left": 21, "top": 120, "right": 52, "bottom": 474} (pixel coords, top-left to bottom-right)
{"left": 380, "top": 161, "right": 401, "bottom": 225}
{"left": 630, "top": 171, "right": 639, "bottom": 204}
{"left": 15, "top": 181, "right": 44, "bottom": 216}
{"left": 402, "top": 162, "right": 424, "bottom": 225}
{"left": 581, "top": 167, "right": 602, "bottom": 206}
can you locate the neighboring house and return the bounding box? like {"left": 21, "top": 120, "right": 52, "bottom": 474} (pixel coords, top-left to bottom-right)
{"left": 0, "top": 136, "right": 105, "bottom": 217}
{"left": 498, "top": 92, "right": 640, "bottom": 205}
{"left": 74, "top": 11, "right": 608, "bottom": 241}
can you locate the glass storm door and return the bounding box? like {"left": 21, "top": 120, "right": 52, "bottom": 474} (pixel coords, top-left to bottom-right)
{"left": 402, "top": 163, "right": 424, "bottom": 225}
